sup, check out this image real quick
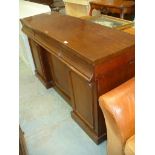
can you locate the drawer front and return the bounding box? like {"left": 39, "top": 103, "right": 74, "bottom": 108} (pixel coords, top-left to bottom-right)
{"left": 35, "top": 32, "right": 60, "bottom": 56}
{"left": 34, "top": 32, "right": 94, "bottom": 81}
{"left": 59, "top": 45, "right": 94, "bottom": 80}
{"left": 22, "top": 26, "right": 34, "bottom": 39}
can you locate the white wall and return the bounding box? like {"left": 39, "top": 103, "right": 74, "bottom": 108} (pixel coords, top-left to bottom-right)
{"left": 19, "top": 0, "right": 50, "bottom": 74}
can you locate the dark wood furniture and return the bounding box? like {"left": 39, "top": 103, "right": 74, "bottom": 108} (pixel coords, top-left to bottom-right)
{"left": 89, "top": 0, "right": 135, "bottom": 19}
{"left": 19, "top": 126, "right": 27, "bottom": 155}
{"left": 25, "top": 0, "right": 52, "bottom": 5}
{"left": 20, "top": 13, "right": 135, "bottom": 144}
{"left": 25, "top": 0, "right": 65, "bottom": 12}
{"left": 49, "top": 0, "right": 64, "bottom": 12}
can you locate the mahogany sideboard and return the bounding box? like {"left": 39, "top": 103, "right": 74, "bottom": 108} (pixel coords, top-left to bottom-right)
{"left": 20, "top": 12, "right": 135, "bottom": 144}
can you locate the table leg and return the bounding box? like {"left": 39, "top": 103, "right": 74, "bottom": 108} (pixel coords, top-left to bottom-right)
{"left": 120, "top": 9, "right": 125, "bottom": 19}
{"left": 89, "top": 7, "right": 94, "bottom": 16}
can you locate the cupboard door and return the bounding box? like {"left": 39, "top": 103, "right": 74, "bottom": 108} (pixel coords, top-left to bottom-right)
{"left": 29, "top": 39, "right": 43, "bottom": 77}
{"left": 51, "top": 54, "right": 71, "bottom": 98}
{"left": 29, "top": 39, "right": 53, "bottom": 88}
{"left": 70, "top": 71, "right": 94, "bottom": 129}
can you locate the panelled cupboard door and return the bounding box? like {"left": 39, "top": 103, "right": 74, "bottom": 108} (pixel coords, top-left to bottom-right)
{"left": 29, "top": 39, "right": 53, "bottom": 88}
{"left": 29, "top": 39, "right": 44, "bottom": 78}
{"left": 50, "top": 54, "right": 71, "bottom": 98}
{"left": 70, "top": 71, "right": 94, "bottom": 129}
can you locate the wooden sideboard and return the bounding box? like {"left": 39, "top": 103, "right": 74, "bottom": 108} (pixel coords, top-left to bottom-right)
{"left": 20, "top": 12, "right": 135, "bottom": 144}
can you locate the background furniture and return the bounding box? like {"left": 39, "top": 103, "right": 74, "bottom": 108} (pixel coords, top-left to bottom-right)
{"left": 48, "top": 0, "right": 65, "bottom": 12}
{"left": 99, "top": 78, "right": 135, "bottom": 155}
{"left": 63, "top": 0, "right": 91, "bottom": 17}
{"left": 25, "top": 0, "right": 65, "bottom": 12}
{"left": 21, "top": 13, "right": 135, "bottom": 144}
{"left": 81, "top": 15, "right": 134, "bottom": 30}
{"left": 81, "top": 15, "right": 135, "bottom": 35}
{"left": 25, "top": 0, "right": 52, "bottom": 5}
{"left": 89, "top": 0, "right": 135, "bottom": 19}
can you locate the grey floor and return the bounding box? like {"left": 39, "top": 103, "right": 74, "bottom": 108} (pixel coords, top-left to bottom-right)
{"left": 19, "top": 59, "right": 107, "bottom": 155}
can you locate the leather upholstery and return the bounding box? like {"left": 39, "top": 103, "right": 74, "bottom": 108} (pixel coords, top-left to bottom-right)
{"left": 125, "top": 135, "right": 135, "bottom": 155}
{"left": 99, "top": 78, "right": 135, "bottom": 155}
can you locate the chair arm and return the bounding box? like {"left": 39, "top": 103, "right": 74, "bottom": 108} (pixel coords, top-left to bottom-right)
{"left": 99, "top": 78, "right": 135, "bottom": 155}
{"left": 125, "top": 135, "right": 135, "bottom": 155}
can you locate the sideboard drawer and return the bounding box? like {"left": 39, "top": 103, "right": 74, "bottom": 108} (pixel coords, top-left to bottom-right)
{"left": 22, "top": 26, "right": 34, "bottom": 39}
{"left": 35, "top": 32, "right": 94, "bottom": 81}
{"left": 35, "top": 32, "right": 60, "bottom": 55}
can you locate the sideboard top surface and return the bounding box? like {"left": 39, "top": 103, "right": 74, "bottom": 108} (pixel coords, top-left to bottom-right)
{"left": 21, "top": 12, "right": 135, "bottom": 64}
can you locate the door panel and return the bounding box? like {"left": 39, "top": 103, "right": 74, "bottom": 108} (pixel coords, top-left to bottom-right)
{"left": 51, "top": 55, "right": 71, "bottom": 97}
{"left": 29, "top": 39, "right": 53, "bottom": 88}
{"left": 29, "top": 39, "right": 44, "bottom": 78}
{"left": 71, "top": 71, "right": 94, "bottom": 129}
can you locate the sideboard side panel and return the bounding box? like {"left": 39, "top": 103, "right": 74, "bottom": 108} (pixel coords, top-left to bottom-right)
{"left": 96, "top": 54, "right": 135, "bottom": 135}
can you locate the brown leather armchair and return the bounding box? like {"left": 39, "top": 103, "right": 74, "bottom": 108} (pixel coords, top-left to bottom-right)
{"left": 99, "top": 78, "right": 135, "bottom": 155}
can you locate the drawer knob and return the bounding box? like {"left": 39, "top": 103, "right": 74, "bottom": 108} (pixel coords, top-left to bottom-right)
{"left": 58, "top": 52, "right": 62, "bottom": 57}
{"left": 129, "top": 60, "right": 134, "bottom": 64}
{"left": 88, "top": 83, "right": 92, "bottom": 87}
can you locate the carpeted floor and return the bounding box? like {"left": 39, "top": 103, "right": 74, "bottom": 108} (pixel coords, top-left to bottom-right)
{"left": 19, "top": 59, "right": 107, "bottom": 155}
